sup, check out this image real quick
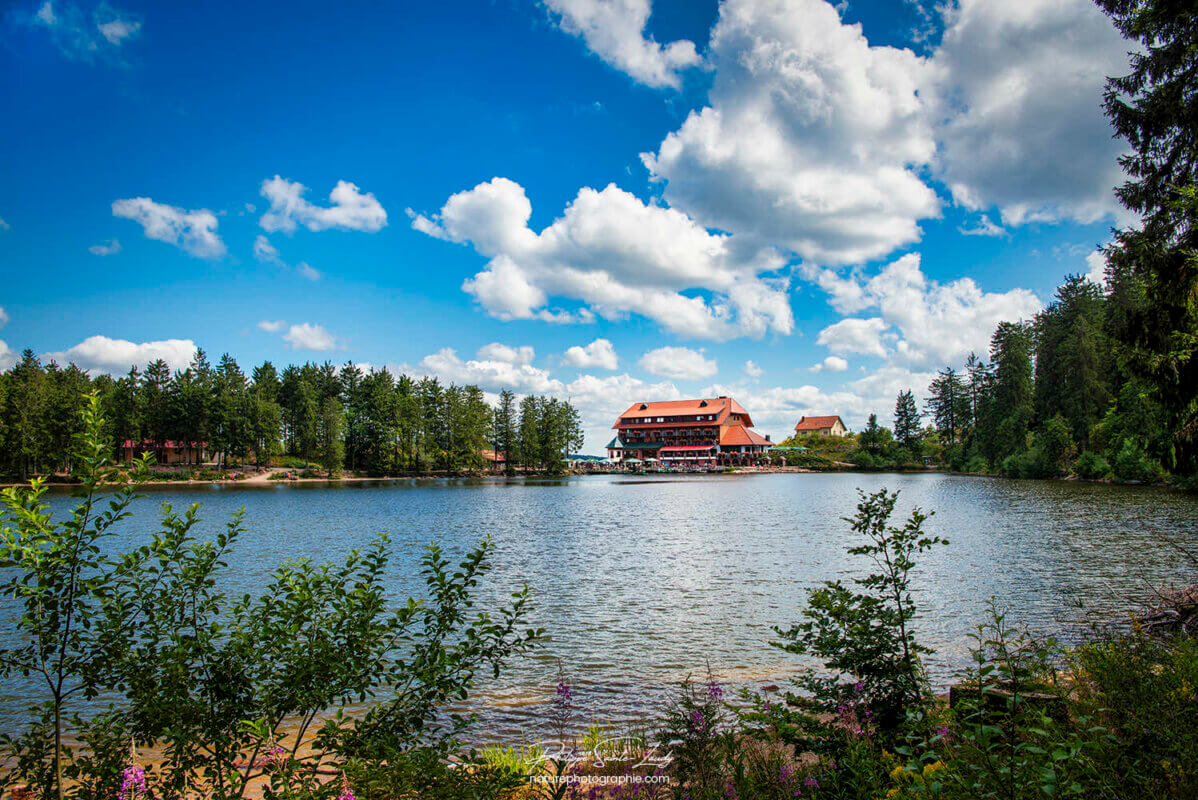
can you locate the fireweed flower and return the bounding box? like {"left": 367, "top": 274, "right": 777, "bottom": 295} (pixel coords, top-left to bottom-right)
{"left": 120, "top": 765, "right": 146, "bottom": 800}
{"left": 707, "top": 680, "right": 723, "bottom": 700}
{"left": 556, "top": 682, "right": 573, "bottom": 704}
{"left": 338, "top": 775, "right": 356, "bottom": 800}
{"left": 805, "top": 777, "right": 819, "bottom": 788}
{"left": 690, "top": 709, "right": 707, "bottom": 729}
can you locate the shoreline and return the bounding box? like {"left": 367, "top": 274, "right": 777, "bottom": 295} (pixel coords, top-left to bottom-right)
{"left": 2, "top": 464, "right": 1173, "bottom": 490}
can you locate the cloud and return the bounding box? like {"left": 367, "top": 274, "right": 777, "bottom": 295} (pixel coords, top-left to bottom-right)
{"left": 701, "top": 380, "right": 868, "bottom": 440}
{"left": 640, "top": 0, "right": 940, "bottom": 266}
{"left": 257, "top": 319, "right": 285, "bottom": 333}
{"left": 1085, "top": 249, "right": 1108, "bottom": 288}
{"left": 419, "top": 347, "right": 563, "bottom": 394}
{"left": 543, "top": 0, "right": 702, "bottom": 89}
{"left": 44, "top": 335, "right": 196, "bottom": 375}
{"left": 638, "top": 346, "right": 718, "bottom": 380}
{"left": 88, "top": 238, "right": 121, "bottom": 255}
{"left": 253, "top": 234, "right": 283, "bottom": 265}
{"left": 112, "top": 197, "right": 225, "bottom": 259}
{"left": 811, "top": 252, "right": 1042, "bottom": 365}
{"left": 562, "top": 338, "right": 619, "bottom": 370}
{"left": 477, "top": 342, "right": 536, "bottom": 366}
{"left": 561, "top": 371, "right": 681, "bottom": 451}
{"left": 96, "top": 13, "right": 139, "bottom": 45}
{"left": 0, "top": 217, "right": 9, "bottom": 230}
{"left": 259, "top": 176, "right": 387, "bottom": 234}
{"left": 282, "top": 322, "right": 338, "bottom": 351}
{"left": 811, "top": 356, "right": 849, "bottom": 372}
{"left": 297, "top": 262, "right": 321, "bottom": 281}
{"left": 817, "top": 317, "right": 889, "bottom": 358}
{"left": 26, "top": 1, "right": 141, "bottom": 62}
{"left": 928, "top": 0, "right": 1130, "bottom": 226}
{"left": 0, "top": 307, "right": 8, "bottom": 327}
{"left": 744, "top": 359, "right": 764, "bottom": 379}
{"left": 958, "top": 214, "right": 1007, "bottom": 237}
{"left": 412, "top": 178, "right": 792, "bottom": 340}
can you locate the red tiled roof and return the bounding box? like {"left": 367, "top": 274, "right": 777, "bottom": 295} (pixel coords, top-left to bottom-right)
{"left": 613, "top": 397, "right": 751, "bottom": 427}
{"left": 794, "top": 415, "right": 845, "bottom": 432}
{"left": 719, "top": 426, "right": 772, "bottom": 447}
{"left": 480, "top": 449, "right": 505, "bottom": 462}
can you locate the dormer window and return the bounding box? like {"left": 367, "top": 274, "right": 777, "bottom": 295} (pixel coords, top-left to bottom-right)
{"left": 699, "top": 400, "right": 708, "bottom": 408}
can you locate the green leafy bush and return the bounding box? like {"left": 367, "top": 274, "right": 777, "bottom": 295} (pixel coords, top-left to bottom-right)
{"left": 0, "top": 392, "right": 543, "bottom": 800}
{"left": 772, "top": 489, "right": 947, "bottom": 739}
{"left": 1112, "top": 438, "right": 1166, "bottom": 482}
{"left": 962, "top": 455, "right": 990, "bottom": 473}
{"left": 1074, "top": 451, "right": 1112, "bottom": 479}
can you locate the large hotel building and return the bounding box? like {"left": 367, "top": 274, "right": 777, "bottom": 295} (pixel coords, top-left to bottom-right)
{"left": 606, "top": 396, "right": 772, "bottom": 468}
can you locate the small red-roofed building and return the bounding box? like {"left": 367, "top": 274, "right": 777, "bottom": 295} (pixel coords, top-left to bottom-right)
{"left": 793, "top": 415, "right": 848, "bottom": 437}
{"left": 607, "top": 396, "right": 772, "bottom": 467}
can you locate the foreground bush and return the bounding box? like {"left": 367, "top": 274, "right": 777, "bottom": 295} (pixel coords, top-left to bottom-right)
{"left": 0, "top": 393, "right": 543, "bottom": 800}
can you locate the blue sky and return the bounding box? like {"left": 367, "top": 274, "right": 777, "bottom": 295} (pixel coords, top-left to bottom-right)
{"left": 0, "top": 0, "right": 1132, "bottom": 450}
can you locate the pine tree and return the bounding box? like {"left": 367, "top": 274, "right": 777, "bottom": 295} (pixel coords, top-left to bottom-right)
{"left": 893, "top": 390, "right": 922, "bottom": 452}
{"left": 494, "top": 389, "right": 517, "bottom": 476}
{"left": 1098, "top": 0, "right": 1198, "bottom": 468}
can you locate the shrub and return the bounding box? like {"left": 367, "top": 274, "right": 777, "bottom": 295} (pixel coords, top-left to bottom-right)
{"left": 1073, "top": 451, "right": 1111, "bottom": 479}
{"left": 1112, "top": 438, "right": 1165, "bottom": 482}
{"left": 962, "top": 455, "right": 989, "bottom": 473}
{"left": 1001, "top": 450, "right": 1039, "bottom": 478}
{"left": 0, "top": 392, "right": 544, "bottom": 800}
{"left": 772, "top": 489, "right": 947, "bottom": 739}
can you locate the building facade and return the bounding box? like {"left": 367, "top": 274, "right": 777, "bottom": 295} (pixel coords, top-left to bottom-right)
{"left": 607, "top": 396, "right": 772, "bottom": 467}
{"left": 793, "top": 415, "right": 848, "bottom": 437}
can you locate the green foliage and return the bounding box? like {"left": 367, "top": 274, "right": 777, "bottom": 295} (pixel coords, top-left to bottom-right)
{"left": 773, "top": 489, "right": 946, "bottom": 739}
{"left": 0, "top": 351, "right": 584, "bottom": 479}
{"left": 0, "top": 394, "right": 543, "bottom": 799}
{"left": 1111, "top": 437, "right": 1166, "bottom": 482}
{"left": 1070, "top": 629, "right": 1198, "bottom": 798}
{"left": 1098, "top": 0, "right": 1198, "bottom": 471}
{"left": 893, "top": 391, "right": 923, "bottom": 452}
{"left": 962, "top": 454, "right": 990, "bottom": 473}
{"left": 1074, "top": 451, "right": 1112, "bottom": 480}
{"left": 0, "top": 391, "right": 147, "bottom": 800}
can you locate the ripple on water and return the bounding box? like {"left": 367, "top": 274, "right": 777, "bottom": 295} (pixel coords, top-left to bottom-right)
{"left": 11, "top": 473, "right": 1197, "bottom": 742}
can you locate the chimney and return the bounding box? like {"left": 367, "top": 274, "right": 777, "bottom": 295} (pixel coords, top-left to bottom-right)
{"left": 766, "top": 434, "right": 771, "bottom": 442}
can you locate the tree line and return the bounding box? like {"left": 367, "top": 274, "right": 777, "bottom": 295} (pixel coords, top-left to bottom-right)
{"left": 859, "top": 265, "right": 1188, "bottom": 481}
{"left": 0, "top": 350, "right": 583, "bottom": 478}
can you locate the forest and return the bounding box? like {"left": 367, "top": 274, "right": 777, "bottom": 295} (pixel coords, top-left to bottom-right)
{"left": 0, "top": 352, "right": 583, "bottom": 478}
{"left": 781, "top": 266, "right": 1194, "bottom": 484}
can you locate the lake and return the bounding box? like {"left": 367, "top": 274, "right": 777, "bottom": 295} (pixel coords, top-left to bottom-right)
{"left": 6, "top": 472, "right": 1198, "bottom": 743}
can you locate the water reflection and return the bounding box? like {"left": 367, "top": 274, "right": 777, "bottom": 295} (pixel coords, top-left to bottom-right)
{"left": 8, "top": 473, "right": 1196, "bottom": 741}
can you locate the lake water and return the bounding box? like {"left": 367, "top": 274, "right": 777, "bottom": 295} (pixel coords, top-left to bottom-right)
{"left": 6, "top": 473, "right": 1198, "bottom": 742}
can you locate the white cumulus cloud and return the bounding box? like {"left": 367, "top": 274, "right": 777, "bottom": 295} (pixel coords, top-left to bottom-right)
{"left": 641, "top": 0, "right": 939, "bottom": 266}
{"left": 638, "top": 346, "right": 718, "bottom": 380}
{"left": 112, "top": 197, "right": 225, "bottom": 259}
{"left": 744, "top": 359, "right": 764, "bottom": 379}
{"left": 812, "top": 252, "right": 1042, "bottom": 366}
{"left": 1085, "top": 250, "right": 1108, "bottom": 288}
{"left": 411, "top": 177, "right": 792, "bottom": 340}
{"left": 420, "top": 347, "right": 563, "bottom": 395}
{"left": 259, "top": 176, "right": 387, "bottom": 234}
{"left": 563, "top": 338, "right": 619, "bottom": 370}
{"left": 817, "top": 317, "right": 889, "bottom": 358}
{"left": 811, "top": 356, "right": 849, "bottom": 372}
{"left": 543, "top": 0, "right": 702, "bottom": 89}
{"left": 257, "top": 319, "right": 285, "bottom": 333}
{"left": 282, "top": 323, "right": 339, "bottom": 351}
{"left": 928, "top": 0, "right": 1131, "bottom": 226}
{"left": 44, "top": 335, "right": 196, "bottom": 375}
{"left": 477, "top": 342, "right": 536, "bottom": 365}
